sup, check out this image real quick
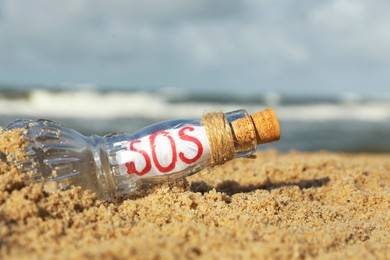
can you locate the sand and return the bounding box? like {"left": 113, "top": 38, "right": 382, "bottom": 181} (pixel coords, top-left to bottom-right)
{"left": 0, "top": 128, "right": 389, "bottom": 259}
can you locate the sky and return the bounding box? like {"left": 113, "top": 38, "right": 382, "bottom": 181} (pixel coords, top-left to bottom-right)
{"left": 0, "top": 0, "right": 390, "bottom": 95}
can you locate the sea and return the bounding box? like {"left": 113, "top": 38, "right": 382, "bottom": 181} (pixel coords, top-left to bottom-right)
{"left": 1, "top": 85, "right": 389, "bottom": 153}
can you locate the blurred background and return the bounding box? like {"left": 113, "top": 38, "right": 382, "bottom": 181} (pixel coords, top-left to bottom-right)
{"left": 0, "top": 0, "right": 389, "bottom": 152}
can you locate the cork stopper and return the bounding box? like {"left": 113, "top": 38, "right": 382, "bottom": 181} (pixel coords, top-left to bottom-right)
{"left": 250, "top": 108, "right": 280, "bottom": 144}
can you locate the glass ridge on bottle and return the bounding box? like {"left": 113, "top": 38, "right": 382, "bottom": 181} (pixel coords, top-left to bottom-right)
{"left": 6, "top": 109, "right": 280, "bottom": 200}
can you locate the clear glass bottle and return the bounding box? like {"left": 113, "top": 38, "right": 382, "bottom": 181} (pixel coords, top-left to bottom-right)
{"left": 6, "top": 108, "right": 280, "bottom": 200}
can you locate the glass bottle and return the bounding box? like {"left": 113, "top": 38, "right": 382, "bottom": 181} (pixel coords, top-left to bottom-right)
{"left": 6, "top": 108, "right": 280, "bottom": 200}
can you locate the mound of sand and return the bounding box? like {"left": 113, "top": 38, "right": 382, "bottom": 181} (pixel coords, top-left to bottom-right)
{"left": 0, "top": 129, "right": 389, "bottom": 259}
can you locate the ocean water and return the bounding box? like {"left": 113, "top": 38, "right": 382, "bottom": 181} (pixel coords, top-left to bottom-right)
{"left": 0, "top": 87, "right": 389, "bottom": 153}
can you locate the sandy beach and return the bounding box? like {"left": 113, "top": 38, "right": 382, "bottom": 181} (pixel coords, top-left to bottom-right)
{"left": 1, "top": 129, "right": 389, "bottom": 259}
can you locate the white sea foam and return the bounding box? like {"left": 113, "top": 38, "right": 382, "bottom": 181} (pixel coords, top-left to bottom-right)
{"left": 0, "top": 89, "right": 234, "bottom": 119}
{"left": 0, "top": 89, "right": 389, "bottom": 122}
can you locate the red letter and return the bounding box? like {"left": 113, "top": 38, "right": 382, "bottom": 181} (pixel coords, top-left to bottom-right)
{"left": 125, "top": 140, "right": 151, "bottom": 176}
{"left": 149, "top": 131, "right": 177, "bottom": 173}
{"left": 178, "top": 126, "right": 203, "bottom": 164}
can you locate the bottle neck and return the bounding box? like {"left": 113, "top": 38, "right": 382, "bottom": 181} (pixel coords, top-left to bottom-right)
{"left": 225, "top": 109, "right": 258, "bottom": 157}
{"left": 201, "top": 109, "right": 257, "bottom": 167}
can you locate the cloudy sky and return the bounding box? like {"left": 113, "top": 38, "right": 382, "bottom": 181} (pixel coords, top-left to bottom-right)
{"left": 0, "top": 0, "right": 390, "bottom": 95}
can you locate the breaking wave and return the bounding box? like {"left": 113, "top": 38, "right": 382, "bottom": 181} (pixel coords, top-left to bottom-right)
{"left": 0, "top": 88, "right": 389, "bottom": 122}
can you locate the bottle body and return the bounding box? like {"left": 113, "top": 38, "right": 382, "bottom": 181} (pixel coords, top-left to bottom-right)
{"left": 7, "top": 119, "right": 107, "bottom": 197}
{"left": 7, "top": 109, "right": 278, "bottom": 200}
